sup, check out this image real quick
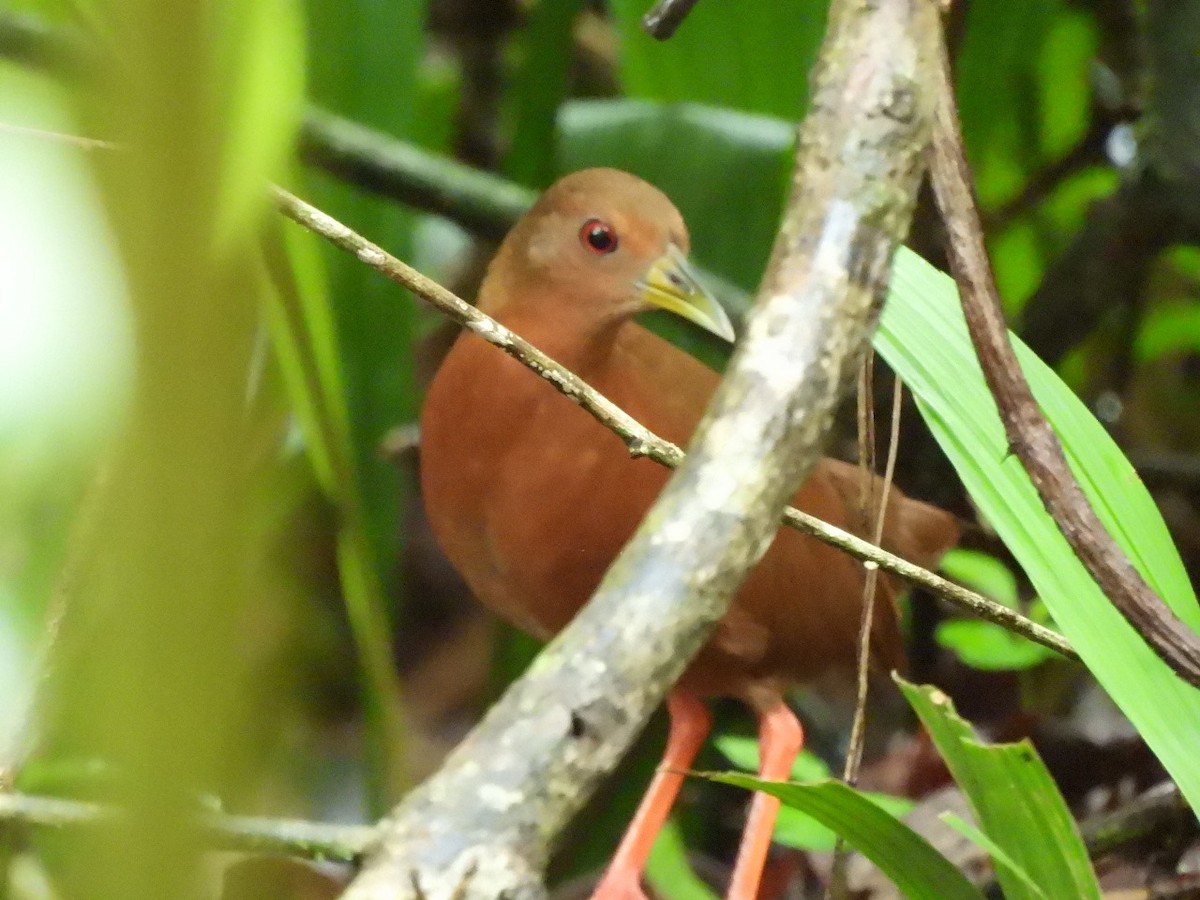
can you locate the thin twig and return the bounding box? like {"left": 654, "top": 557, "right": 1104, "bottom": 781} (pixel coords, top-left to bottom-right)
{"left": 927, "top": 36, "right": 1200, "bottom": 687}
{"left": 0, "top": 792, "right": 375, "bottom": 863}
{"left": 641, "top": 0, "right": 703, "bottom": 39}
{"left": 851, "top": 375, "right": 904, "bottom": 778}
{"left": 272, "top": 186, "right": 1075, "bottom": 662}
{"left": 831, "top": 374, "right": 904, "bottom": 900}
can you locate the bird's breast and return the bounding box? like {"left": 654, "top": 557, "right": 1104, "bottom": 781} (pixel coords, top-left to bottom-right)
{"left": 420, "top": 333, "right": 669, "bottom": 636}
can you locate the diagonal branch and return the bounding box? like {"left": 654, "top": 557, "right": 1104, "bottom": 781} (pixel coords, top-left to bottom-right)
{"left": 331, "top": 0, "right": 943, "bottom": 896}
{"left": 926, "top": 38, "right": 1200, "bottom": 686}
{"left": 274, "top": 186, "right": 1074, "bottom": 661}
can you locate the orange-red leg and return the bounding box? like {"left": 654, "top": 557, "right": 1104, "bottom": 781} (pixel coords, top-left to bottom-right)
{"left": 725, "top": 700, "right": 804, "bottom": 900}
{"left": 592, "top": 691, "right": 712, "bottom": 900}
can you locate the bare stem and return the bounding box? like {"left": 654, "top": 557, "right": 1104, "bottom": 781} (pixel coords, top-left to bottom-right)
{"left": 0, "top": 792, "right": 374, "bottom": 863}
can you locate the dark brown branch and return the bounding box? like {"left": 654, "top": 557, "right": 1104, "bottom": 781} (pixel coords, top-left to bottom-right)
{"left": 927, "top": 40, "right": 1200, "bottom": 686}
{"left": 641, "top": 0, "right": 703, "bottom": 40}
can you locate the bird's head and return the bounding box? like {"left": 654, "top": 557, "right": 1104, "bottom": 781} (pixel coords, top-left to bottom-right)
{"left": 480, "top": 168, "right": 735, "bottom": 343}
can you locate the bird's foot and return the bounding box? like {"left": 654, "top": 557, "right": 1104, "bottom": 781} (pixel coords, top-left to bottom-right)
{"left": 590, "top": 869, "right": 650, "bottom": 900}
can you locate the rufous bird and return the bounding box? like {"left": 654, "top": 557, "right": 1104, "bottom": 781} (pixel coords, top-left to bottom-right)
{"left": 420, "top": 168, "right": 958, "bottom": 899}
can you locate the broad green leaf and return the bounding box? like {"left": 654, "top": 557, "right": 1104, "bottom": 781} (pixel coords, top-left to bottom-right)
{"left": 608, "top": 0, "right": 825, "bottom": 121}
{"left": 876, "top": 249, "right": 1200, "bottom": 815}
{"left": 940, "top": 813, "right": 1049, "bottom": 900}
{"left": 705, "top": 775, "right": 984, "bottom": 900}
{"left": 504, "top": 0, "right": 586, "bottom": 188}
{"left": 900, "top": 680, "right": 1100, "bottom": 900}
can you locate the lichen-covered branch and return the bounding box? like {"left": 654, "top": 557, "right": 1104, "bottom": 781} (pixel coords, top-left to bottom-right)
{"left": 927, "top": 39, "right": 1200, "bottom": 687}
{"left": 274, "top": 187, "right": 1074, "bottom": 662}
{"left": 334, "top": 1, "right": 943, "bottom": 896}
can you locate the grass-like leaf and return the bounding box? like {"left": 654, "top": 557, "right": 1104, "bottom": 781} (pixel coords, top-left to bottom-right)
{"left": 703, "top": 774, "right": 984, "bottom": 900}
{"left": 876, "top": 249, "right": 1200, "bottom": 811}
{"left": 900, "top": 679, "right": 1100, "bottom": 900}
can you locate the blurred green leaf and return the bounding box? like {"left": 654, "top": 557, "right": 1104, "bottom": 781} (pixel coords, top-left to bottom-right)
{"left": 0, "top": 68, "right": 132, "bottom": 683}
{"left": 646, "top": 817, "right": 719, "bottom": 900}
{"left": 956, "top": 0, "right": 1101, "bottom": 315}
{"left": 713, "top": 733, "right": 829, "bottom": 782}
{"left": 608, "top": 0, "right": 826, "bottom": 121}
{"left": 212, "top": 0, "right": 305, "bottom": 252}
{"left": 704, "top": 775, "right": 984, "bottom": 900}
{"left": 876, "top": 248, "right": 1200, "bottom": 813}
{"left": 50, "top": 0, "right": 308, "bottom": 892}
{"left": 940, "top": 549, "right": 1021, "bottom": 608}
{"left": 504, "top": 0, "right": 585, "bottom": 188}
{"left": 900, "top": 679, "right": 1101, "bottom": 900}
{"left": 1136, "top": 301, "right": 1200, "bottom": 364}
{"left": 936, "top": 620, "right": 1057, "bottom": 672}
{"left": 936, "top": 550, "right": 1057, "bottom": 670}
{"left": 1035, "top": 8, "right": 1096, "bottom": 162}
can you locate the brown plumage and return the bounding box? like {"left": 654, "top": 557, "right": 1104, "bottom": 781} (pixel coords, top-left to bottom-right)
{"left": 420, "top": 168, "right": 958, "bottom": 899}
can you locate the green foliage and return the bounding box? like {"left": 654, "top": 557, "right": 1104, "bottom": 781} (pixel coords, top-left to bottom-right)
{"left": 706, "top": 774, "right": 985, "bottom": 900}
{"left": 877, "top": 249, "right": 1200, "bottom": 811}
{"left": 263, "top": 220, "right": 409, "bottom": 805}
{"left": 20, "top": 0, "right": 308, "bottom": 895}
{"left": 646, "top": 818, "right": 720, "bottom": 900}
{"left": 607, "top": 0, "right": 825, "bottom": 120}
{"left": 7, "top": 0, "right": 1200, "bottom": 893}
{"left": 303, "top": 0, "right": 431, "bottom": 638}
{"left": 714, "top": 734, "right": 913, "bottom": 852}
{"left": 900, "top": 679, "right": 1101, "bottom": 900}
{"left": 936, "top": 550, "right": 1058, "bottom": 671}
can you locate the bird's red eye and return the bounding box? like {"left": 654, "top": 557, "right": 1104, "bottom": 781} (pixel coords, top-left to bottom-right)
{"left": 579, "top": 218, "right": 618, "bottom": 254}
